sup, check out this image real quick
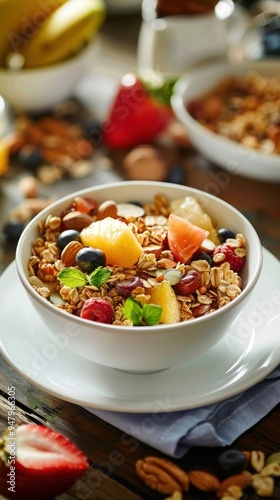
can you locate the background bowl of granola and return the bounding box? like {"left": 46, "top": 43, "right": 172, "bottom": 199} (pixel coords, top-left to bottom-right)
{"left": 15, "top": 181, "right": 262, "bottom": 373}
{"left": 172, "top": 60, "right": 280, "bottom": 182}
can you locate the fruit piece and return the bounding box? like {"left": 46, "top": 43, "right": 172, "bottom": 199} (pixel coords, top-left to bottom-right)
{"left": 0, "top": 138, "right": 9, "bottom": 175}
{"left": 19, "top": 0, "right": 106, "bottom": 68}
{"left": 167, "top": 213, "right": 209, "bottom": 263}
{"left": 80, "top": 217, "right": 143, "bottom": 267}
{"left": 57, "top": 229, "right": 80, "bottom": 250}
{"left": 0, "top": 424, "right": 89, "bottom": 500}
{"left": 218, "top": 449, "right": 248, "bottom": 476}
{"left": 0, "top": 0, "right": 68, "bottom": 67}
{"left": 2, "top": 220, "right": 24, "bottom": 242}
{"left": 213, "top": 244, "right": 245, "bottom": 272}
{"left": 115, "top": 277, "right": 143, "bottom": 298}
{"left": 80, "top": 297, "right": 113, "bottom": 323}
{"left": 191, "top": 251, "right": 213, "bottom": 267}
{"left": 103, "top": 74, "right": 175, "bottom": 149}
{"left": 18, "top": 144, "right": 42, "bottom": 169}
{"left": 76, "top": 247, "right": 106, "bottom": 273}
{"left": 149, "top": 280, "right": 180, "bottom": 324}
{"left": 173, "top": 270, "right": 201, "bottom": 296}
{"left": 73, "top": 196, "right": 98, "bottom": 214}
{"left": 170, "top": 196, "right": 219, "bottom": 244}
{"left": 218, "top": 227, "right": 235, "bottom": 243}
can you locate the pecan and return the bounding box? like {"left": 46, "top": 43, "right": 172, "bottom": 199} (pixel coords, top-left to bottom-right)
{"left": 135, "top": 456, "right": 189, "bottom": 495}
{"left": 61, "top": 241, "right": 84, "bottom": 267}
{"left": 63, "top": 211, "right": 93, "bottom": 231}
{"left": 188, "top": 470, "right": 220, "bottom": 492}
{"left": 217, "top": 473, "right": 252, "bottom": 498}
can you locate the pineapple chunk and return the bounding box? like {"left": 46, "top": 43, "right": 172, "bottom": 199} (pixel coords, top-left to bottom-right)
{"left": 170, "top": 196, "right": 219, "bottom": 244}
{"left": 149, "top": 281, "right": 180, "bottom": 324}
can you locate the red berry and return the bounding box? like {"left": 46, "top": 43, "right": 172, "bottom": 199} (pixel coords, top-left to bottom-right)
{"left": 81, "top": 298, "right": 113, "bottom": 324}
{"left": 213, "top": 244, "right": 245, "bottom": 272}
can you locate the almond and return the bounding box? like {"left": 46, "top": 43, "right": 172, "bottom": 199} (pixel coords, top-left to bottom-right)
{"left": 143, "top": 245, "right": 162, "bottom": 259}
{"left": 217, "top": 472, "right": 252, "bottom": 498}
{"left": 188, "top": 470, "right": 220, "bottom": 492}
{"left": 61, "top": 241, "right": 83, "bottom": 267}
{"left": 96, "top": 200, "right": 117, "bottom": 220}
{"left": 63, "top": 211, "right": 93, "bottom": 231}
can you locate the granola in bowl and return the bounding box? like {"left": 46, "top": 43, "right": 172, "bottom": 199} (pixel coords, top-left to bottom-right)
{"left": 27, "top": 192, "right": 247, "bottom": 327}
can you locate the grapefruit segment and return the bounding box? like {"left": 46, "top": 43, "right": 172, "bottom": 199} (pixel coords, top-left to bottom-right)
{"left": 170, "top": 196, "right": 219, "bottom": 244}
{"left": 167, "top": 213, "right": 209, "bottom": 263}
{"left": 80, "top": 217, "right": 143, "bottom": 267}
{"left": 149, "top": 281, "right": 181, "bottom": 324}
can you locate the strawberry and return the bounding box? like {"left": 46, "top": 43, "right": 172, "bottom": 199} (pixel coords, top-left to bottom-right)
{"left": 102, "top": 73, "right": 176, "bottom": 149}
{"left": 0, "top": 424, "right": 89, "bottom": 500}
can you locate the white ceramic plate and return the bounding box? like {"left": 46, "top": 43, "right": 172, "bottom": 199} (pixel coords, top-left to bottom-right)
{"left": 1, "top": 248, "right": 279, "bottom": 413}
{"left": 172, "top": 60, "right": 280, "bottom": 182}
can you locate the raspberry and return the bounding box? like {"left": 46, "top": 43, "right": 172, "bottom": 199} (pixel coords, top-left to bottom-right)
{"left": 80, "top": 298, "right": 113, "bottom": 324}
{"left": 213, "top": 244, "right": 245, "bottom": 272}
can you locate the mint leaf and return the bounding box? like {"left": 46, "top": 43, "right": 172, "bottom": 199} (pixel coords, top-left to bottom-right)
{"left": 143, "top": 303, "right": 162, "bottom": 326}
{"left": 58, "top": 268, "right": 87, "bottom": 288}
{"left": 89, "top": 267, "right": 112, "bottom": 288}
{"left": 123, "top": 297, "right": 143, "bottom": 326}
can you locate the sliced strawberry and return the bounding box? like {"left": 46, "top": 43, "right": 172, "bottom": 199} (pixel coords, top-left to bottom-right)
{"left": 0, "top": 424, "right": 89, "bottom": 500}
{"left": 103, "top": 73, "right": 176, "bottom": 149}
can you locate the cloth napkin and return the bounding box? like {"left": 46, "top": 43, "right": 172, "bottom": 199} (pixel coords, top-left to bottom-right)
{"left": 85, "top": 366, "right": 280, "bottom": 458}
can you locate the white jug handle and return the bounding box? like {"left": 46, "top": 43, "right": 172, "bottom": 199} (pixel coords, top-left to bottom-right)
{"left": 226, "top": 5, "right": 252, "bottom": 45}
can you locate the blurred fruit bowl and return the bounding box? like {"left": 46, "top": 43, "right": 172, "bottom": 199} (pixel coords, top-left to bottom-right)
{"left": 171, "top": 60, "right": 280, "bottom": 182}
{"left": 0, "top": 36, "right": 100, "bottom": 113}
{"left": 16, "top": 181, "right": 262, "bottom": 373}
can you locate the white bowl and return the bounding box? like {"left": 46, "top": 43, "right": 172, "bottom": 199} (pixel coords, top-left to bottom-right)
{"left": 172, "top": 60, "right": 280, "bottom": 182}
{"left": 0, "top": 37, "right": 100, "bottom": 112}
{"left": 16, "top": 181, "right": 262, "bottom": 373}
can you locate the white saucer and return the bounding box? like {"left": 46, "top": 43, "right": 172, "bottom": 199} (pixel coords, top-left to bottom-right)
{"left": 1, "top": 248, "right": 279, "bottom": 413}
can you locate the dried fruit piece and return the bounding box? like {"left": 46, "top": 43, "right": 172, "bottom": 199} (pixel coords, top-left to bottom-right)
{"left": 80, "top": 298, "right": 113, "bottom": 324}
{"left": 135, "top": 456, "right": 189, "bottom": 495}
{"left": 217, "top": 473, "right": 252, "bottom": 498}
{"left": 218, "top": 449, "right": 248, "bottom": 476}
{"left": 115, "top": 277, "right": 143, "bottom": 298}
{"left": 173, "top": 270, "right": 201, "bottom": 296}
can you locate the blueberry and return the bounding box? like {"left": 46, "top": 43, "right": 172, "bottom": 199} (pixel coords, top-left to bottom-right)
{"left": 218, "top": 449, "right": 248, "bottom": 476}
{"left": 57, "top": 229, "right": 80, "bottom": 250}
{"left": 18, "top": 144, "right": 42, "bottom": 169}
{"left": 192, "top": 251, "right": 213, "bottom": 267}
{"left": 165, "top": 165, "right": 186, "bottom": 185}
{"left": 76, "top": 247, "right": 106, "bottom": 273}
{"left": 2, "top": 220, "right": 24, "bottom": 242}
{"left": 218, "top": 228, "right": 235, "bottom": 244}
{"left": 82, "top": 119, "right": 103, "bottom": 147}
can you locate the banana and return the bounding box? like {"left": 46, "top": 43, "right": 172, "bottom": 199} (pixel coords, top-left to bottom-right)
{"left": 19, "top": 0, "right": 106, "bottom": 68}
{"left": 0, "top": 0, "right": 69, "bottom": 67}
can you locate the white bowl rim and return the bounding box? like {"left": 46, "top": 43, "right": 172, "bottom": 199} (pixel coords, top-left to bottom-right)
{"left": 172, "top": 59, "right": 280, "bottom": 165}
{"left": 15, "top": 180, "right": 263, "bottom": 334}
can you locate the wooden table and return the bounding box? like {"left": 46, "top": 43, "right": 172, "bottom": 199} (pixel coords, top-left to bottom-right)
{"left": 1, "top": 11, "right": 280, "bottom": 500}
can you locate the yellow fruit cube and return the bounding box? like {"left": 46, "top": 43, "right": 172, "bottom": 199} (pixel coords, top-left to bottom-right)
{"left": 149, "top": 280, "right": 181, "bottom": 324}
{"left": 80, "top": 217, "right": 143, "bottom": 267}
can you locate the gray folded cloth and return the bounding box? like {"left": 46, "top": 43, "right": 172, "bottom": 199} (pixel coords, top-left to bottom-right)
{"left": 86, "top": 366, "right": 280, "bottom": 457}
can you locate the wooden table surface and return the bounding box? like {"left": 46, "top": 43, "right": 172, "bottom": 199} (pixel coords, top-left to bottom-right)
{"left": 0, "top": 10, "right": 280, "bottom": 500}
